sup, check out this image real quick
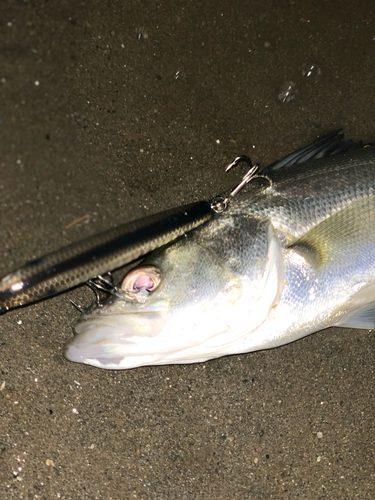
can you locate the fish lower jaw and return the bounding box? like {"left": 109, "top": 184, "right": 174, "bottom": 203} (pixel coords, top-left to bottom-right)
{"left": 64, "top": 343, "right": 159, "bottom": 370}
{"left": 64, "top": 331, "right": 212, "bottom": 369}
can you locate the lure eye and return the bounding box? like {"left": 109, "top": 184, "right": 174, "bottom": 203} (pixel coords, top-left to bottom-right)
{"left": 121, "top": 265, "right": 162, "bottom": 293}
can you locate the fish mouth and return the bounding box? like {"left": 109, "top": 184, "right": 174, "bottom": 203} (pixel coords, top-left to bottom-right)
{"left": 64, "top": 312, "right": 169, "bottom": 370}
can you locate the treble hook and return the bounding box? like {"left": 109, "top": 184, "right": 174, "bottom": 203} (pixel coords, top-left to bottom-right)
{"left": 210, "top": 155, "right": 260, "bottom": 213}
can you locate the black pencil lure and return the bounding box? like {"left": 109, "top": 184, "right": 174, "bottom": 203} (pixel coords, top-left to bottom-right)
{"left": 0, "top": 202, "right": 213, "bottom": 313}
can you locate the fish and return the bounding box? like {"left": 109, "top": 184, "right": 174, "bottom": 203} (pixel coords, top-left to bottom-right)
{"left": 0, "top": 201, "right": 212, "bottom": 313}
{"left": 64, "top": 130, "right": 375, "bottom": 370}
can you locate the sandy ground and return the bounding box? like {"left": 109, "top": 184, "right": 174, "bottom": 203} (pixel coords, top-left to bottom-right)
{"left": 1, "top": 1, "right": 375, "bottom": 498}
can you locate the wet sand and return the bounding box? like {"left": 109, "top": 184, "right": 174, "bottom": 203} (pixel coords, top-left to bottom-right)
{"left": 1, "top": 1, "right": 374, "bottom": 498}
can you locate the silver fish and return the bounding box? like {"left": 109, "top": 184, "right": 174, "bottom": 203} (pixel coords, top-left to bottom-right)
{"left": 65, "top": 133, "right": 375, "bottom": 370}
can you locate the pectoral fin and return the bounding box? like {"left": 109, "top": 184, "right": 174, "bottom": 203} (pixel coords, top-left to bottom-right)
{"left": 291, "top": 196, "right": 375, "bottom": 269}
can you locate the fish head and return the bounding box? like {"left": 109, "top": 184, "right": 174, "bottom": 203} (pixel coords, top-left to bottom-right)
{"left": 64, "top": 214, "right": 284, "bottom": 369}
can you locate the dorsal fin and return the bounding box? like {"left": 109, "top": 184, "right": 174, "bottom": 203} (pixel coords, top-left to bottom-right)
{"left": 262, "top": 130, "right": 364, "bottom": 174}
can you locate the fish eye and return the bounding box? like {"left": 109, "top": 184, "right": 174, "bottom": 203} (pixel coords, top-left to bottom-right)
{"left": 121, "top": 265, "right": 162, "bottom": 293}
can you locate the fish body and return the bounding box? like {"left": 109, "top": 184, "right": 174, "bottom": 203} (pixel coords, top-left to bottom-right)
{"left": 65, "top": 140, "right": 375, "bottom": 370}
